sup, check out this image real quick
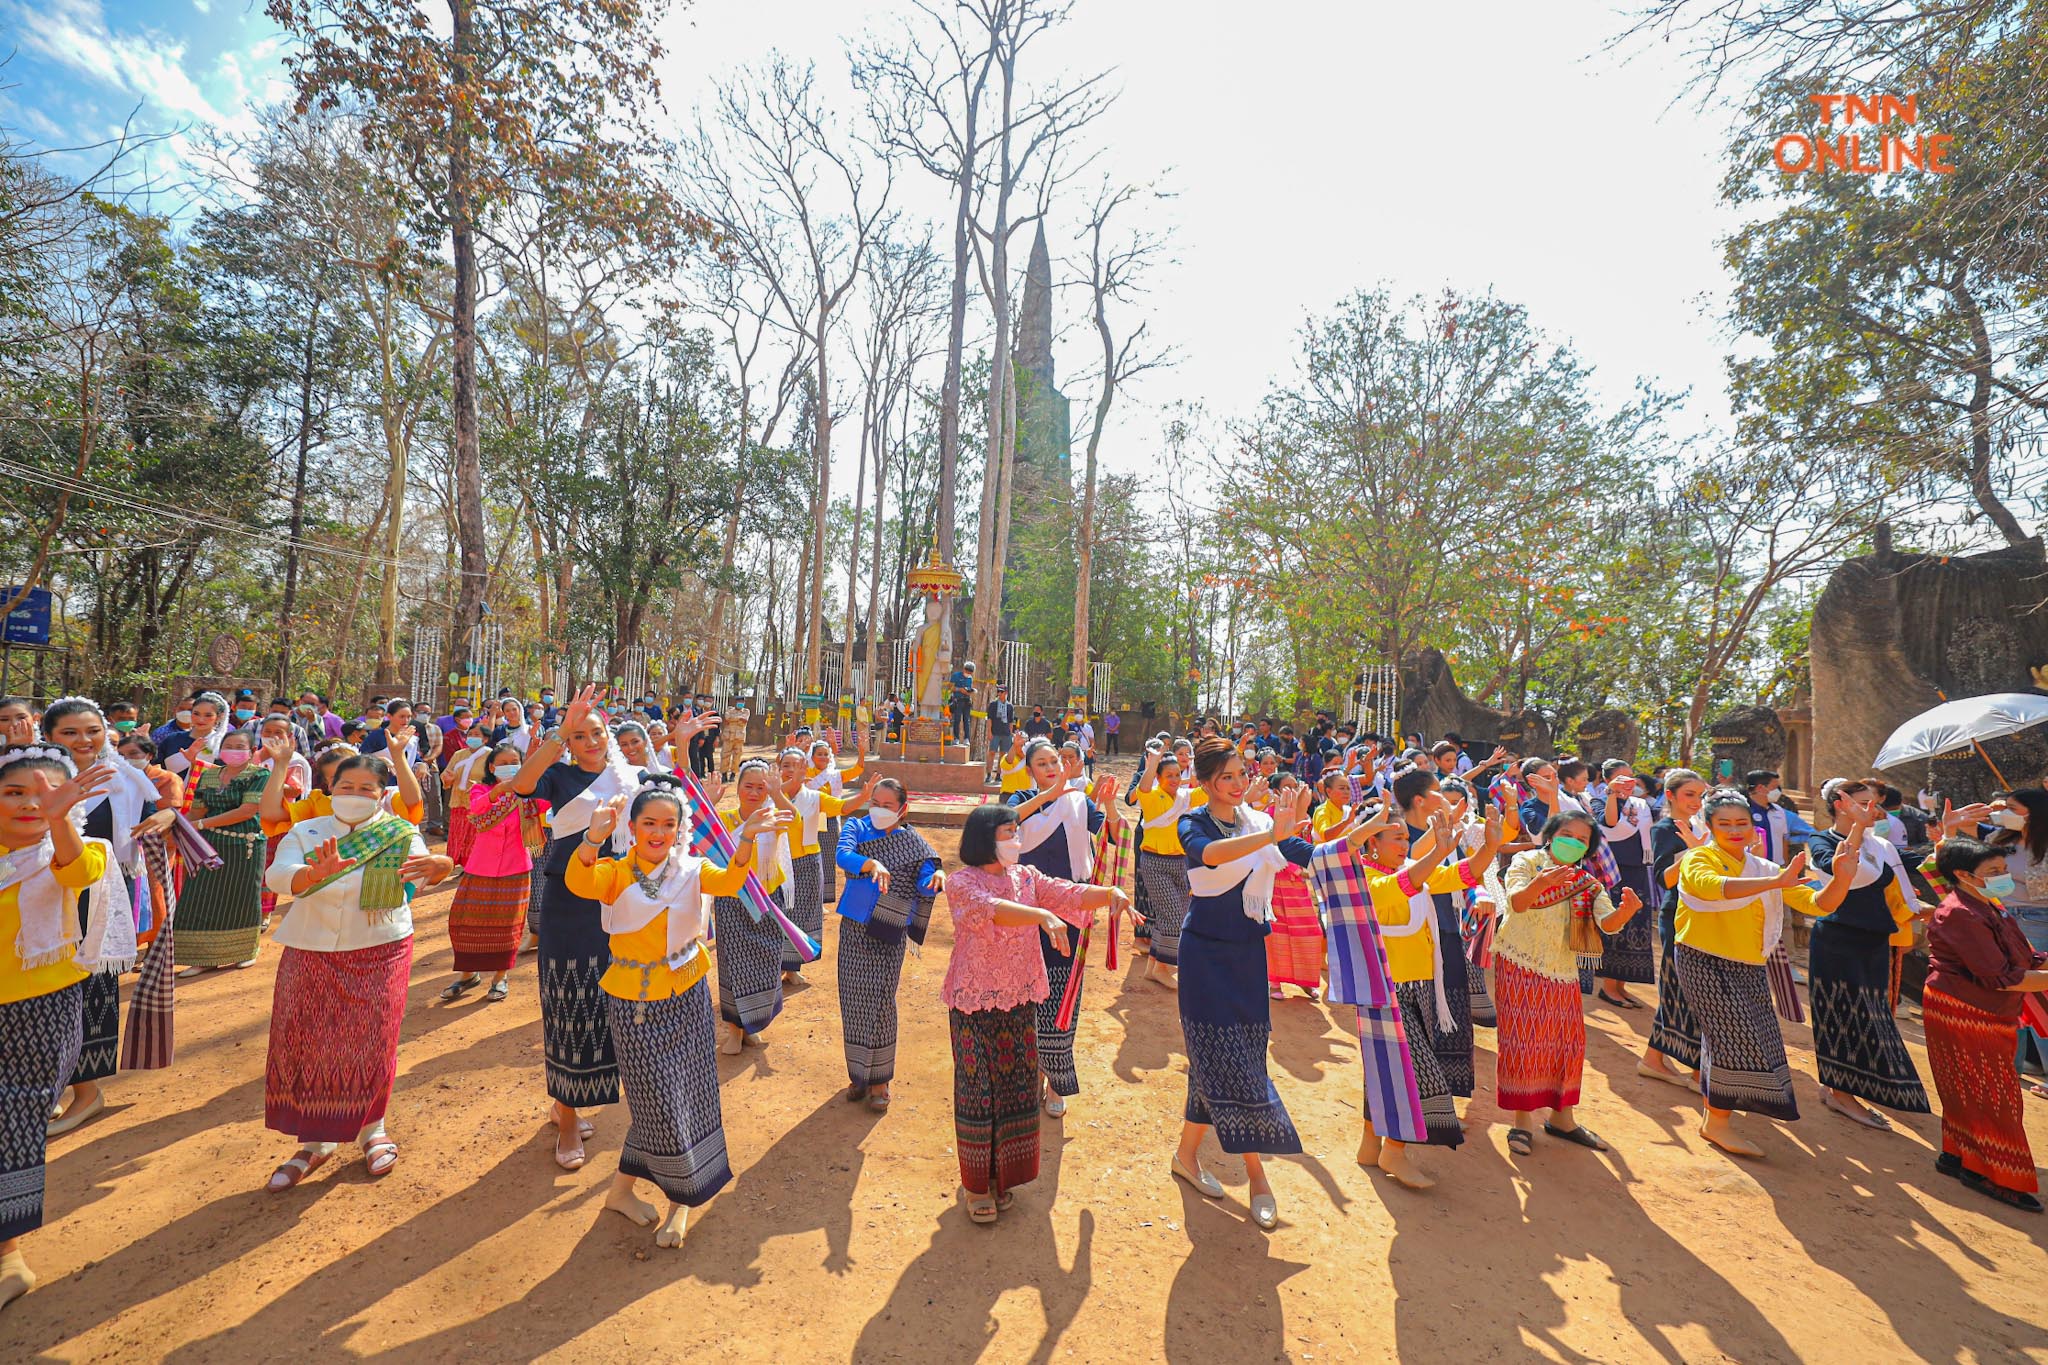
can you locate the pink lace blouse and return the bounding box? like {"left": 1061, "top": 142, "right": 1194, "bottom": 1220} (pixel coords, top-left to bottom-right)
{"left": 941, "top": 863, "right": 1092, "bottom": 1013}
{"left": 463, "top": 782, "right": 534, "bottom": 879}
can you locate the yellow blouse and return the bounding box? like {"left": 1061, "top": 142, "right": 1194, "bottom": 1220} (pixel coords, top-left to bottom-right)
{"left": 1675, "top": 843, "right": 1829, "bottom": 965}
{"left": 1135, "top": 785, "right": 1208, "bottom": 856}
{"left": 263, "top": 788, "right": 425, "bottom": 838}
{"left": 1311, "top": 801, "right": 1352, "bottom": 843}
{"left": 718, "top": 807, "right": 789, "bottom": 892}
{"left": 998, "top": 753, "right": 1032, "bottom": 794}
{"left": 793, "top": 789, "right": 856, "bottom": 858}
{"left": 1367, "top": 858, "right": 1482, "bottom": 983}
{"left": 0, "top": 841, "right": 108, "bottom": 1004}
{"left": 566, "top": 851, "right": 749, "bottom": 1001}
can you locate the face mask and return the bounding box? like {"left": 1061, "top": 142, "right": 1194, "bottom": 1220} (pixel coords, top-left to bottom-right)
{"left": 995, "top": 839, "right": 1020, "bottom": 867}
{"left": 234, "top": 708, "right": 255, "bottom": 722}
{"left": 1549, "top": 835, "right": 1588, "bottom": 864}
{"left": 1980, "top": 872, "right": 2018, "bottom": 900}
{"left": 492, "top": 763, "right": 522, "bottom": 782}
{"left": 126, "top": 755, "right": 149, "bottom": 771}
{"left": 220, "top": 749, "right": 252, "bottom": 768}
{"left": 176, "top": 710, "right": 193, "bottom": 725}
{"left": 1993, "top": 809, "right": 2026, "bottom": 831}
{"left": 330, "top": 794, "right": 380, "bottom": 824}
{"left": 869, "top": 808, "right": 901, "bottom": 831}
{"left": 541, "top": 695, "right": 555, "bottom": 705}
{"left": 113, "top": 719, "right": 137, "bottom": 734}
{"left": 464, "top": 735, "right": 484, "bottom": 750}
{"left": 1764, "top": 787, "right": 1782, "bottom": 804}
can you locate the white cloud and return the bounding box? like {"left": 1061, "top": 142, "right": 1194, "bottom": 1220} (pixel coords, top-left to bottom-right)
{"left": 15, "top": 0, "right": 229, "bottom": 126}
{"left": 193, "top": 0, "right": 211, "bottom": 12}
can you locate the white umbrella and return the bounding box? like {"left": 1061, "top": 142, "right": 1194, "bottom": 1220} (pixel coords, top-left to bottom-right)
{"left": 1871, "top": 692, "right": 2048, "bottom": 774}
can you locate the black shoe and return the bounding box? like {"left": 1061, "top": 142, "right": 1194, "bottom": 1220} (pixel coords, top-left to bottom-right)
{"left": 1935, "top": 1152, "right": 1962, "bottom": 1179}
{"left": 1962, "top": 1169, "right": 2045, "bottom": 1212}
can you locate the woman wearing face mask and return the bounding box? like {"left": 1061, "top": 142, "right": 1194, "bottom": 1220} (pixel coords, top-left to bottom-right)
{"left": 943, "top": 802, "right": 1125, "bottom": 1224}
{"left": 0, "top": 744, "right": 125, "bottom": 1309}
{"left": 40, "top": 699, "right": 174, "bottom": 1133}
{"left": 1642, "top": 769, "right": 1709, "bottom": 1087}
{"left": 1801, "top": 779, "right": 1931, "bottom": 1130}
{"left": 174, "top": 730, "right": 271, "bottom": 975}
{"left": 833, "top": 779, "right": 944, "bottom": 1111}
{"left": 262, "top": 755, "right": 452, "bottom": 1191}
{"left": 1920, "top": 837, "right": 2048, "bottom": 1212}
{"left": 1496, "top": 813, "right": 1641, "bottom": 1157}
{"left": 1131, "top": 747, "right": 1207, "bottom": 987}
{"left": 441, "top": 719, "right": 494, "bottom": 871}
{"left": 440, "top": 742, "right": 543, "bottom": 1004}
{"left": 706, "top": 758, "right": 802, "bottom": 1057}
{"left": 1675, "top": 788, "right": 1861, "bottom": 1157}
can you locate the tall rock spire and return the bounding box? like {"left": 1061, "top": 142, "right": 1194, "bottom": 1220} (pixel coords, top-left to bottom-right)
{"left": 1016, "top": 221, "right": 1055, "bottom": 388}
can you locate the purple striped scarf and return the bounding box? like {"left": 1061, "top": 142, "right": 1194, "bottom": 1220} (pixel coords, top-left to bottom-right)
{"left": 1311, "top": 839, "right": 1427, "bottom": 1144}
{"left": 674, "top": 770, "right": 820, "bottom": 962}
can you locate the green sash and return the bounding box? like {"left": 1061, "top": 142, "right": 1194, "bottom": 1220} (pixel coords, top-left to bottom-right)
{"left": 305, "top": 813, "right": 418, "bottom": 915}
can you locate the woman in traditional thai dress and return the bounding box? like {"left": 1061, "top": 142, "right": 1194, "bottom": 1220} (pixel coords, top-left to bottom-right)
{"left": 1592, "top": 761, "right": 1659, "bottom": 1008}
{"left": 441, "top": 722, "right": 493, "bottom": 871}
{"left": 774, "top": 746, "right": 864, "bottom": 982}
{"left": 160, "top": 691, "right": 229, "bottom": 778}
{"left": 944, "top": 802, "right": 1125, "bottom": 1224}
{"left": 1130, "top": 746, "right": 1206, "bottom": 987}
{"left": 1389, "top": 767, "right": 1482, "bottom": 1103}
{"left": 1673, "top": 788, "right": 1860, "bottom": 1158}
{"left": 40, "top": 699, "right": 173, "bottom": 1134}
{"left": 1169, "top": 737, "right": 1317, "bottom": 1230}
{"left": 439, "top": 742, "right": 539, "bottom": 1003}
{"left": 0, "top": 745, "right": 126, "bottom": 1310}
{"left": 1497, "top": 811, "right": 1642, "bottom": 1157}
{"left": 261, "top": 753, "right": 452, "bottom": 1190}
{"left": 834, "top": 778, "right": 944, "bottom": 1111}
{"left": 1641, "top": 769, "right": 1708, "bottom": 1088}
{"left": 566, "top": 778, "right": 787, "bottom": 1247}
{"left": 715, "top": 759, "right": 802, "bottom": 1054}
{"left": 174, "top": 728, "right": 271, "bottom": 973}
{"left": 1920, "top": 837, "right": 2048, "bottom": 1212}
{"left": 253, "top": 712, "right": 314, "bottom": 923}
{"left": 1263, "top": 773, "right": 1326, "bottom": 1000}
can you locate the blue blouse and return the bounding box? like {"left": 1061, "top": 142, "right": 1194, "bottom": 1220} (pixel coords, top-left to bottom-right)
{"left": 1178, "top": 808, "right": 1313, "bottom": 943}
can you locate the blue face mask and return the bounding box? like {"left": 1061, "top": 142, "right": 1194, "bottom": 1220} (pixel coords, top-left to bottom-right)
{"left": 233, "top": 707, "right": 255, "bottom": 722}
{"left": 1980, "top": 872, "right": 2017, "bottom": 900}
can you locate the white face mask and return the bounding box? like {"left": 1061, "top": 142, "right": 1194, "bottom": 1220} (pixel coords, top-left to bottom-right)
{"left": 126, "top": 755, "right": 149, "bottom": 770}
{"left": 995, "top": 838, "right": 1020, "bottom": 867}
{"left": 492, "top": 764, "right": 523, "bottom": 782}
{"left": 1993, "top": 808, "right": 2027, "bottom": 831}
{"left": 330, "top": 794, "right": 381, "bottom": 825}
{"left": 1764, "top": 788, "right": 1783, "bottom": 804}
{"left": 869, "top": 808, "right": 900, "bottom": 831}
{"left": 176, "top": 710, "right": 193, "bottom": 725}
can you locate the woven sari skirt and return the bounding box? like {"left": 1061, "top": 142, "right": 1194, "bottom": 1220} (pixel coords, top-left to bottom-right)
{"left": 0, "top": 983, "right": 83, "bottom": 1240}
{"left": 950, "top": 1002, "right": 1041, "bottom": 1196}
{"left": 1647, "top": 905, "right": 1702, "bottom": 1069}
{"left": 122, "top": 901, "right": 176, "bottom": 1072}
{"left": 1807, "top": 922, "right": 1929, "bottom": 1112}
{"left": 175, "top": 825, "right": 265, "bottom": 967}
{"left": 537, "top": 875, "right": 618, "bottom": 1108}
{"left": 1264, "top": 866, "right": 1325, "bottom": 992}
{"left": 821, "top": 817, "right": 840, "bottom": 903}
{"left": 1923, "top": 988, "right": 2037, "bottom": 1194}
{"left": 1179, "top": 928, "right": 1303, "bottom": 1156}
{"left": 1137, "top": 849, "right": 1190, "bottom": 967}
{"left": 68, "top": 969, "right": 120, "bottom": 1085}
{"left": 525, "top": 842, "right": 550, "bottom": 937}
{"left": 608, "top": 979, "right": 733, "bottom": 1206}
{"left": 1036, "top": 921, "right": 1084, "bottom": 1097}
{"left": 1494, "top": 959, "right": 1586, "bottom": 1113}
{"left": 713, "top": 893, "right": 786, "bottom": 1034}
{"left": 446, "top": 802, "right": 475, "bottom": 868}
{"left": 1672, "top": 944, "right": 1797, "bottom": 1120}
{"left": 260, "top": 831, "right": 283, "bottom": 921}
{"left": 837, "top": 921, "right": 907, "bottom": 1087}
{"left": 782, "top": 852, "right": 824, "bottom": 974}
{"left": 448, "top": 871, "right": 529, "bottom": 973}
{"left": 1596, "top": 860, "right": 1657, "bottom": 984}
{"left": 264, "top": 939, "right": 412, "bottom": 1143}
{"left": 1393, "top": 981, "right": 1467, "bottom": 1148}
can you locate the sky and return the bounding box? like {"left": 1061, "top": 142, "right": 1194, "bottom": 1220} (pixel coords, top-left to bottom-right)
{"left": 0, "top": 0, "right": 1753, "bottom": 482}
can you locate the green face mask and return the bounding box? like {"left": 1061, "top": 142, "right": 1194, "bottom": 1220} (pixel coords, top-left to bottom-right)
{"left": 1549, "top": 835, "right": 1589, "bottom": 864}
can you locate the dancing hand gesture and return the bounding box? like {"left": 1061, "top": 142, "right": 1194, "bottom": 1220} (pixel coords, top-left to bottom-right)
{"left": 674, "top": 710, "right": 720, "bottom": 742}
{"left": 588, "top": 793, "right": 629, "bottom": 843}
{"left": 33, "top": 762, "right": 115, "bottom": 821}
{"left": 559, "top": 684, "right": 600, "bottom": 736}
{"left": 261, "top": 732, "right": 294, "bottom": 766}
{"left": 304, "top": 837, "right": 357, "bottom": 887}
{"left": 1616, "top": 887, "right": 1643, "bottom": 917}
{"left": 1779, "top": 851, "right": 1810, "bottom": 887}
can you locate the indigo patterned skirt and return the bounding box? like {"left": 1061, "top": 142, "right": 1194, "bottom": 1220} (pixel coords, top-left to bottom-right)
{"left": 837, "top": 922, "right": 907, "bottom": 1087}
{"left": 1036, "top": 921, "right": 1084, "bottom": 1097}
{"left": 1807, "top": 922, "right": 1928, "bottom": 1112}
{"left": 1923, "top": 988, "right": 2037, "bottom": 1193}
{"left": 1596, "top": 859, "right": 1657, "bottom": 984}
{"left": 782, "top": 852, "right": 824, "bottom": 973}
{"left": 1393, "top": 981, "right": 1466, "bottom": 1148}
{"left": 264, "top": 939, "right": 412, "bottom": 1142}
{"left": 821, "top": 817, "right": 840, "bottom": 903}
{"left": 950, "top": 1002, "right": 1041, "bottom": 1195}
{"left": 538, "top": 873, "right": 619, "bottom": 1108}
{"left": 0, "top": 983, "right": 83, "bottom": 1241}
{"left": 608, "top": 978, "right": 732, "bottom": 1206}
{"left": 526, "top": 843, "right": 549, "bottom": 937}
{"left": 1179, "top": 927, "right": 1302, "bottom": 1155}
{"left": 1137, "top": 849, "right": 1190, "bottom": 967}
{"left": 69, "top": 967, "right": 120, "bottom": 1085}
{"left": 1672, "top": 944, "right": 1797, "bottom": 1120}
{"left": 1647, "top": 904, "right": 1702, "bottom": 1069}
{"left": 714, "top": 893, "right": 786, "bottom": 1034}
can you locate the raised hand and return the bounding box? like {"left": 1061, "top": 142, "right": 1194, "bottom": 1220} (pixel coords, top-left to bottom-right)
{"left": 1533, "top": 862, "right": 1579, "bottom": 893}
{"left": 1284, "top": 784, "right": 1314, "bottom": 837}
{"left": 304, "top": 837, "right": 358, "bottom": 886}
{"left": 261, "top": 732, "right": 294, "bottom": 766}
{"left": 675, "top": 710, "right": 720, "bottom": 742}
{"left": 1782, "top": 851, "right": 1810, "bottom": 885}
{"left": 559, "top": 683, "right": 600, "bottom": 735}
{"left": 1617, "top": 887, "right": 1642, "bottom": 916}
{"left": 700, "top": 771, "right": 726, "bottom": 808}
{"left": 1245, "top": 775, "right": 1271, "bottom": 811}
{"left": 398, "top": 852, "right": 453, "bottom": 886}
{"left": 588, "top": 793, "right": 628, "bottom": 843}
{"left": 34, "top": 762, "right": 115, "bottom": 821}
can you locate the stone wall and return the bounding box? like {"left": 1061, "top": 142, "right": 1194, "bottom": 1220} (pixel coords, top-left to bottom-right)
{"left": 1399, "top": 647, "right": 1554, "bottom": 757}
{"left": 1572, "top": 708, "right": 1639, "bottom": 768}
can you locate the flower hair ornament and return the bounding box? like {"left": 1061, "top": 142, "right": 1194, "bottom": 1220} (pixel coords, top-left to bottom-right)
{"left": 0, "top": 741, "right": 78, "bottom": 779}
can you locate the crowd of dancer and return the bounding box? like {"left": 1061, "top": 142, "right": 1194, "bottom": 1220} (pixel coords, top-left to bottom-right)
{"left": 2, "top": 688, "right": 2045, "bottom": 1309}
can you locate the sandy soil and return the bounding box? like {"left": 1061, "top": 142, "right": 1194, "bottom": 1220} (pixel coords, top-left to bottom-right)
{"left": 6, "top": 809, "right": 2048, "bottom": 1363}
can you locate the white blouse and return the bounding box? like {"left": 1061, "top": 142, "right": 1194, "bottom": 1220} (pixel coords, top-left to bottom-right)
{"left": 265, "top": 814, "right": 427, "bottom": 952}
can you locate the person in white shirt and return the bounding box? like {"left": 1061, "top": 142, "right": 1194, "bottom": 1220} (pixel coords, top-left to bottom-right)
{"left": 261, "top": 754, "right": 452, "bottom": 1192}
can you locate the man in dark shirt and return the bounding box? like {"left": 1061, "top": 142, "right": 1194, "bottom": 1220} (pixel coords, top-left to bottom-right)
{"left": 1024, "top": 706, "right": 1052, "bottom": 740}
{"left": 986, "top": 684, "right": 1015, "bottom": 774}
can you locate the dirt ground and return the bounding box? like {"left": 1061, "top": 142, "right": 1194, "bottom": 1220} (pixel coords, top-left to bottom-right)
{"left": 6, "top": 798, "right": 2048, "bottom": 1363}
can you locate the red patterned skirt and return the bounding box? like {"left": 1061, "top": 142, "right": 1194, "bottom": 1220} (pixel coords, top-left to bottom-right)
{"left": 1264, "top": 866, "right": 1325, "bottom": 991}
{"left": 1923, "top": 987, "right": 2037, "bottom": 1194}
{"left": 950, "top": 1002, "right": 1040, "bottom": 1196}
{"left": 260, "top": 831, "right": 283, "bottom": 920}
{"left": 265, "top": 938, "right": 413, "bottom": 1143}
{"left": 447, "top": 871, "right": 527, "bottom": 973}
{"left": 446, "top": 801, "right": 475, "bottom": 868}
{"left": 1494, "top": 958, "right": 1586, "bottom": 1113}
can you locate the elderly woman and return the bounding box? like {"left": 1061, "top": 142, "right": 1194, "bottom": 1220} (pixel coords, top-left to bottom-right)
{"left": 943, "top": 802, "right": 1126, "bottom": 1224}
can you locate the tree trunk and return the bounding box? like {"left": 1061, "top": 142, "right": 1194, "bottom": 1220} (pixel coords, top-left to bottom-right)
{"left": 446, "top": 0, "right": 489, "bottom": 691}
{"left": 839, "top": 399, "right": 869, "bottom": 721}
{"left": 279, "top": 291, "right": 321, "bottom": 690}
{"left": 934, "top": 88, "right": 979, "bottom": 562}
{"left": 804, "top": 338, "right": 831, "bottom": 700}
{"left": 1954, "top": 281, "right": 2030, "bottom": 546}
{"left": 865, "top": 384, "right": 890, "bottom": 703}
{"left": 1070, "top": 287, "right": 1116, "bottom": 696}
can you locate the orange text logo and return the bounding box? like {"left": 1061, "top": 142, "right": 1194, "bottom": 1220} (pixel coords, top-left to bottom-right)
{"left": 1774, "top": 94, "right": 1953, "bottom": 175}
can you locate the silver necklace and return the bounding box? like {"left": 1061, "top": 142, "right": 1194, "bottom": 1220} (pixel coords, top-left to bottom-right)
{"left": 632, "top": 854, "right": 672, "bottom": 898}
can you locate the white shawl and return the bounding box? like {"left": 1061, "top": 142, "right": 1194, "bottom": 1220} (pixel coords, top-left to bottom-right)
{"left": 1600, "top": 795, "right": 1655, "bottom": 862}
{"left": 601, "top": 848, "right": 711, "bottom": 968}
{"left": 1018, "top": 788, "right": 1093, "bottom": 881}
{"left": 1141, "top": 784, "right": 1192, "bottom": 831}
{"left": 82, "top": 745, "right": 155, "bottom": 874}
{"left": 550, "top": 741, "right": 641, "bottom": 843}
{"left": 2, "top": 835, "right": 134, "bottom": 974}
{"left": 1185, "top": 806, "right": 1286, "bottom": 926}
{"left": 1679, "top": 848, "right": 1792, "bottom": 956}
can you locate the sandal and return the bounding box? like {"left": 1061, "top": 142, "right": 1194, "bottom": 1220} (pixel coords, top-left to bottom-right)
{"left": 440, "top": 975, "right": 483, "bottom": 1001}
{"left": 1543, "top": 1121, "right": 1609, "bottom": 1152}
{"left": 267, "top": 1147, "right": 333, "bottom": 1192}
{"left": 846, "top": 1085, "right": 869, "bottom": 1104}
{"left": 868, "top": 1090, "right": 891, "bottom": 1113}
{"left": 362, "top": 1137, "right": 400, "bottom": 1176}
{"left": 995, "top": 1189, "right": 1016, "bottom": 1211}
{"left": 962, "top": 1186, "right": 999, "bottom": 1224}
{"left": 485, "top": 980, "right": 509, "bottom": 1002}
{"left": 1506, "top": 1127, "right": 1534, "bottom": 1156}
{"left": 1597, "top": 990, "right": 1642, "bottom": 1010}
{"left": 1962, "top": 1170, "right": 2046, "bottom": 1212}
